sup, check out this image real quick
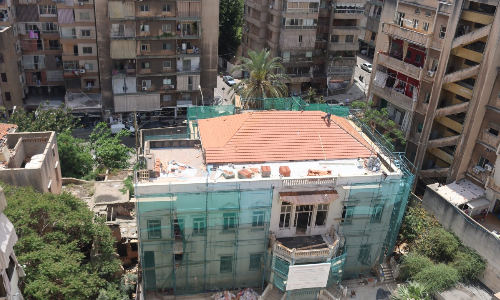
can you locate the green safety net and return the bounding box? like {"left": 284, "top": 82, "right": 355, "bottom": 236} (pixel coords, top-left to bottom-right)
{"left": 238, "top": 97, "right": 350, "bottom": 117}
{"left": 136, "top": 187, "right": 273, "bottom": 295}
{"left": 187, "top": 105, "right": 235, "bottom": 123}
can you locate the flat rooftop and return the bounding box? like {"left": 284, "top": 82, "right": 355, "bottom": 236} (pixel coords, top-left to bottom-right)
{"left": 434, "top": 179, "right": 485, "bottom": 205}
{"left": 66, "top": 93, "right": 102, "bottom": 112}
{"left": 277, "top": 235, "right": 329, "bottom": 249}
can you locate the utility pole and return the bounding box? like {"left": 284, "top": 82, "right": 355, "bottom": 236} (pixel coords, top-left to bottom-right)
{"left": 134, "top": 109, "right": 139, "bottom": 163}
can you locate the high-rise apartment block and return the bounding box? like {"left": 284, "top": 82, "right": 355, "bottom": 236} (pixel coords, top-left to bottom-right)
{"left": 359, "top": 0, "right": 384, "bottom": 56}
{"left": 367, "top": 0, "right": 500, "bottom": 195}
{"left": 0, "top": 0, "right": 218, "bottom": 120}
{"left": 241, "top": 0, "right": 365, "bottom": 95}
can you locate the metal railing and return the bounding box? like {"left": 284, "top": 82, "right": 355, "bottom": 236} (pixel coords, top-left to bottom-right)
{"left": 176, "top": 65, "right": 200, "bottom": 72}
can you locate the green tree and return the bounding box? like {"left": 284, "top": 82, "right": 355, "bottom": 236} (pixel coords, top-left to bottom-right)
{"left": 413, "top": 264, "right": 460, "bottom": 293}
{"left": 399, "top": 253, "right": 433, "bottom": 281}
{"left": 57, "top": 130, "right": 94, "bottom": 179}
{"left": 231, "top": 49, "right": 290, "bottom": 107}
{"left": 398, "top": 205, "right": 440, "bottom": 249}
{"left": 89, "top": 123, "right": 134, "bottom": 170}
{"left": 8, "top": 102, "right": 79, "bottom": 133}
{"left": 219, "top": 0, "right": 243, "bottom": 59}
{"left": 391, "top": 281, "right": 431, "bottom": 300}
{"left": 450, "top": 248, "right": 487, "bottom": 283}
{"left": 307, "top": 87, "right": 315, "bottom": 103}
{"left": 2, "top": 183, "right": 122, "bottom": 300}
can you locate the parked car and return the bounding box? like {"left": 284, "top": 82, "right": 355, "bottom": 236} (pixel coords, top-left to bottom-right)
{"left": 361, "top": 63, "right": 372, "bottom": 73}
{"left": 223, "top": 76, "right": 237, "bottom": 86}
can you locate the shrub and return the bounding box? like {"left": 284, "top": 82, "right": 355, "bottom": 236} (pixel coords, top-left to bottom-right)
{"left": 399, "top": 252, "right": 433, "bottom": 281}
{"left": 414, "top": 264, "right": 460, "bottom": 293}
{"left": 415, "top": 227, "right": 460, "bottom": 262}
{"left": 451, "top": 248, "right": 487, "bottom": 283}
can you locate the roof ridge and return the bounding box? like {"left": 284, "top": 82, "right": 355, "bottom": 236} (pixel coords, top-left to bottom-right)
{"left": 329, "top": 116, "right": 376, "bottom": 156}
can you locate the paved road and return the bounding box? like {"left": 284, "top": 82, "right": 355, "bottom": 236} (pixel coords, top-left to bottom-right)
{"left": 214, "top": 75, "right": 236, "bottom": 106}
{"left": 354, "top": 53, "right": 374, "bottom": 95}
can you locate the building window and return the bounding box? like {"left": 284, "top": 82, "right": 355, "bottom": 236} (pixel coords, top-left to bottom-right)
{"left": 163, "top": 61, "right": 171, "bottom": 68}
{"left": 140, "top": 24, "right": 150, "bottom": 32}
{"left": 439, "top": 26, "right": 446, "bottom": 39}
{"left": 488, "top": 123, "right": 500, "bottom": 136}
{"left": 163, "top": 78, "right": 172, "bottom": 85}
{"left": 345, "top": 35, "right": 354, "bottom": 43}
{"left": 252, "top": 211, "right": 265, "bottom": 227}
{"left": 424, "top": 93, "right": 431, "bottom": 103}
{"left": 38, "top": 5, "right": 57, "bottom": 15}
{"left": 80, "top": 12, "right": 90, "bottom": 20}
{"left": 220, "top": 256, "right": 233, "bottom": 273}
{"left": 147, "top": 220, "right": 162, "bottom": 239}
{"left": 371, "top": 204, "right": 383, "bottom": 223}
{"left": 162, "top": 24, "right": 171, "bottom": 32}
{"left": 85, "top": 80, "right": 95, "bottom": 87}
{"left": 82, "top": 47, "right": 92, "bottom": 54}
{"left": 4, "top": 92, "right": 11, "bottom": 101}
{"left": 162, "top": 4, "right": 171, "bottom": 12}
{"left": 298, "top": 35, "right": 302, "bottom": 43}
{"left": 162, "top": 43, "right": 172, "bottom": 50}
{"left": 163, "top": 95, "right": 172, "bottom": 102}
{"left": 85, "top": 63, "right": 94, "bottom": 70}
{"left": 81, "top": 30, "right": 91, "bottom": 37}
{"left": 1, "top": 73, "right": 7, "bottom": 82}
{"left": 414, "top": 8, "right": 420, "bottom": 14}
{"left": 417, "top": 123, "right": 423, "bottom": 133}
{"left": 423, "top": 22, "right": 429, "bottom": 31}
{"left": 478, "top": 157, "right": 489, "bottom": 168}
{"left": 279, "top": 204, "right": 292, "bottom": 228}
{"left": 342, "top": 205, "right": 354, "bottom": 224}
{"left": 141, "top": 44, "right": 150, "bottom": 51}
{"left": 412, "top": 19, "right": 419, "bottom": 29}
{"left": 223, "top": 213, "right": 237, "bottom": 230}
{"left": 142, "top": 80, "right": 151, "bottom": 88}
{"left": 425, "top": 10, "right": 432, "bottom": 17}
{"left": 140, "top": 4, "right": 149, "bottom": 12}
{"left": 141, "top": 62, "right": 150, "bottom": 69}
{"left": 358, "top": 244, "right": 371, "bottom": 265}
{"left": 315, "top": 204, "right": 328, "bottom": 227}
{"left": 415, "top": 54, "right": 421, "bottom": 63}
{"left": 331, "top": 35, "right": 339, "bottom": 43}
{"left": 193, "top": 217, "right": 205, "bottom": 235}
{"left": 405, "top": 50, "right": 412, "bottom": 59}
{"left": 249, "top": 254, "right": 262, "bottom": 271}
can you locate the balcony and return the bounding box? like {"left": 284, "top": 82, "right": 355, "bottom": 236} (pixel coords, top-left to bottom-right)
{"left": 365, "top": 15, "right": 380, "bottom": 33}
{"left": 330, "top": 57, "right": 357, "bottom": 66}
{"left": 332, "top": 8, "right": 365, "bottom": 19}
{"left": 367, "top": 0, "right": 384, "bottom": 6}
{"left": 281, "top": 24, "right": 317, "bottom": 30}
{"left": 479, "top": 128, "right": 500, "bottom": 149}
{"left": 438, "top": 2, "right": 452, "bottom": 15}
{"left": 326, "top": 66, "right": 354, "bottom": 77}
{"left": 382, "top": 22, "right": 429, "bottom": 46}
{"left": 329, "top": 42, "right": 359, "bottom": 51}
{"left": 176, "top": 65, "right": 200, "bottom": 73}
{"left": 427, "top": 147, "right": 453, "bottom": 165}
{"left": 288, "top": 73, "right": 312, "bottom": 83}
{"left": 427, "top": 135, "right": 460, "bottom": 149}
{"left": 371, "top": 84, "right": 415, "bottom": 112}
{"left": 460, "top": 10, "right": 494, "bottom": 25}
{"left": 452, "top": 24, "right": 491, "bottom": 49}
{"left": 377, "top": 52, "right": 422, "bottom": 79}
{"left": 270, "top": 227, "right": 340, "bottom": 264}
{"left": 331, "top": 26, "right": 362, "bottom": 35}
{"left": 112, "top": 69, "right": 136, "bottom": 77}
{"left": 442, "top": 65, "right": 480, "bottom": 85}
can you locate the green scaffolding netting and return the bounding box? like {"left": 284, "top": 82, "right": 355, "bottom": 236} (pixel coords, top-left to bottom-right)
{"left": 238, "top": 97, "right": 350, "bottom": 117}
{"left": 187, "top": 105, "right": 235, "bottom": 123}
{"left": 137, "top": 188, "right": 273, "bottom": 295}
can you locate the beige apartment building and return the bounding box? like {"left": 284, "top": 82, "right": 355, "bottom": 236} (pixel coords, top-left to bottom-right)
{"left": 366, "top": 0, "right": 500, "bottom": 200}
{"left": 95, "top": 0, "right": 219, "bottom": 119}
{"left": 241, "top": 0, "right": 365, "bottom": 95}
{"left": 359, "top": 0, "right": 384, "bottom": 56}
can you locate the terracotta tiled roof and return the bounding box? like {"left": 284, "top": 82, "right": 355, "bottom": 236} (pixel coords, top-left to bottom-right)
{"left": 0, "top": 123, "right": 17, "bottom": 147}
{"left": 198, "top": 111, "right": 375, "bottom": 164}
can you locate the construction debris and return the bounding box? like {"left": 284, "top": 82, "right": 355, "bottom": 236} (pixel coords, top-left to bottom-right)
{"left": 210, "top": 288, "right": 259, "bottom": 300}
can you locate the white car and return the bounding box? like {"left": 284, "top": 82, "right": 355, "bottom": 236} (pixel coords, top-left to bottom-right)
{"left": 223, "top": 76, "right": 237, "bottom": 86}
{"left": 361, "top": 63, "right": 372, "bottom": 73}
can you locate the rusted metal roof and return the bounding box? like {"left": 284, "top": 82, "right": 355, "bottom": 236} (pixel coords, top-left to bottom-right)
{"left": 280, "top": 190, "right": 339, "bottom": 205}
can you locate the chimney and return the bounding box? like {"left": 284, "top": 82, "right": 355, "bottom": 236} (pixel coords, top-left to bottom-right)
{"left": 261, "top": 166, "right": 271, "bottom": 177}
{"left": 279, "top": 166, "right": 291, "bottom": 177}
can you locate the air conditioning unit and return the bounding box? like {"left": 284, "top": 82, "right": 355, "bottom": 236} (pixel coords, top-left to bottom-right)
{"left": 485, "top": 163, "right": 494, "bottom": 171}
{"left": 170, "top": 85, "right": 175, "bottom": 89}
{"left": 142, "top": 86, "right": 148, "bottom": 91}
{"left": 427, "top": 70, "right": 435, "bottom": 77}
{"left": 473, "top": 166, "right": 485, "bottom": 174}
{"left": 78, "top": 2, "right": 84, "bottom": 5}
{"left": 79, "top": 69, "right": 86, "bottom": 73}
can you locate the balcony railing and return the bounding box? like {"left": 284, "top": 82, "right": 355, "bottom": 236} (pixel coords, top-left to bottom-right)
{"left": 382, "top": 22, "right": 429, "bottom": 46}
{"left": 371, "top": 84, "right": 415, "bottom": 112}
{"left": 176, "top": 65, "right": 200, "bottom": 72}
{"left": 60, "top": 34, "right": 77, "bottom": 39}
{"left": 377, "top": 52, "right": 422, "bottom": 79}
{"left": 331, "top": 26, "right": 362, "bottom": 35}
{"left": 329, "top": 42, "right": 359, "bottom": 51}
{"left": 281, "top": 24, "right": 317, "bottom": 30}
{"left": 112, "top": 69, "right": 136, "bottom": 76}
{"left": 285, "top": 8, "right": 319, "bottom": 13}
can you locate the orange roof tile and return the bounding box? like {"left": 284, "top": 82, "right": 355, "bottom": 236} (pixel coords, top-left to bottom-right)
{"left": 0, "top": 123, "right": 17, "bottom": 147}
{"left": 198, "top": 111, "right": 375, "bottom": 164}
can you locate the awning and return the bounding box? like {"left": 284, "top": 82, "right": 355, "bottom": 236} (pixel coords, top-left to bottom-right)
{"left": 467, "top": 197, "right": 491, "bottom": 211}
{"left": 280, "top": 191, "right": 339, "bottom": 205}
{"left": 114, "top": 94, "right": 160, "bottom": 113}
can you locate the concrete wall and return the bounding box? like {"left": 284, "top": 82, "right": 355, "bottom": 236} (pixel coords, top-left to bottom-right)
{"left": 95, "top": 0, "right": 113, "bottom": 109}
{"left": 422, "top": 184, "right": 500, "bottom": 293}
{"left": 200, "top": 0, "right": 219, "bottom": 97}
{"left": 0, "top": 27, "right": 24, "bottom": 113}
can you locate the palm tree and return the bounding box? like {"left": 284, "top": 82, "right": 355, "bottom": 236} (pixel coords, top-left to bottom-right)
{"left": 230, "top": 49, "right": 290, "bottom": 108}
{"left": 391, "top": 281, "right": 431, "bottom": 300}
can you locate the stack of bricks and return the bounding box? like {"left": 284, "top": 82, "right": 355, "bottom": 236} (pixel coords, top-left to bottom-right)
{"left": 222, "top": 170, "right": 235, "bottom": 179}
{"left": 153, "top": 159, "right": 162, "bottom": 177}
{"left": 238, "top": 169, "right": 253, "bottom": 179}
{"left": 261, "top": 166, "right": 271, "bottom": 177}
{"left": 279, "top": 166, "right": 291, "bottom": 177}
{"left": 307, "top": 169, "right": 332, "bottom": 176}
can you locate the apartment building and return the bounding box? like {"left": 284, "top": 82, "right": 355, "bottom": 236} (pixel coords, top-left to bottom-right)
{"left": 241, "top": 0, "right": 365, "bottom": 95}
{"left": 359, "top": 0, "right": 384, "bottom": 56}
{"left": 95, "top": 0, "right": 219, "bottom": 120}
{"left": 134, "top": 110, "right": 413, "bottom": 299}
{"left": 0, "top": 0, "right": 101, "bottom": 115}
{"left": 366, "top": 0, "right": 500, "bottom": 194}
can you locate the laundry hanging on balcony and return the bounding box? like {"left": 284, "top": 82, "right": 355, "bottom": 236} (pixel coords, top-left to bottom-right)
{"left": 280, "top": 191, "right": 339, "bottom": 205}
{"left": 374, "top": 71, "right": 388, "bottom": 88}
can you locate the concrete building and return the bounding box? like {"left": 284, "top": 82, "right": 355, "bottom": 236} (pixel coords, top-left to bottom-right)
{"left": 0, "top": 124, "right": 62, "bottom": 194}
{"left": 0, "top": 0, "right": 102, "bottom": 116}
{"left": 359, "top": 0, "right": 384, "bottom": 56}
{"left": 0, "top": 186, "right": 25, "bottom": 300}
{"left": 134, "top": 110, "right": 413, "bottom": 299}
{"left": 95, "top": 0, "right": 219, "bottom": 121}
{"left": 241, "top": 0, "right": 365, "bottom": 95}
{"left": 365, "top": 0, "right": 500, "bottom": 195}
